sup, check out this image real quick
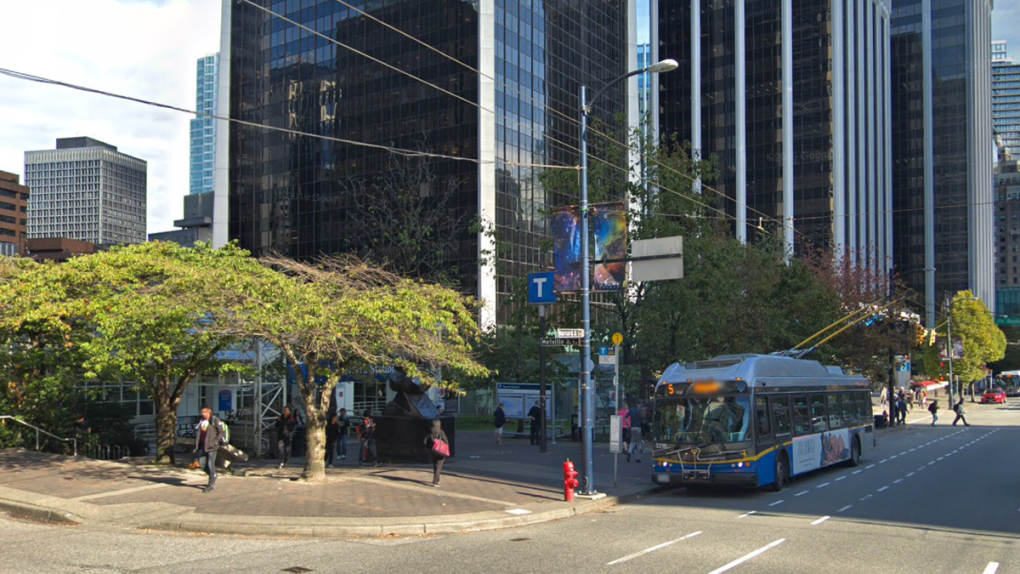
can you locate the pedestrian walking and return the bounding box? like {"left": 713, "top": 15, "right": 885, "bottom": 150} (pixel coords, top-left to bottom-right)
{"left": 527, "top": 400, "right": 542, "bottom": 446}
{"left": 337, "top": 408, "right": 350, "bottom": 460}
{"left": 193, "top": 405, "right": 226, "bottom": 493}
{"left": 494, "top": 402, "right": 507, "bottom": 445}
{"left": 325, "top": 414, "right": 341, "bottom": 468}
{"left": 952, "top": 399, "right": 970, "bottom": 426}
{"left": 424, "top": 419, "right": 449, "bottom": 487}
{"left": 275, "top": 407, "right": 298, "bottom": 469}
{"left": 627, "top": 403, "right": 644, "bottom": 463}
{"left": 928, "top": 400, "right": 939, "bottom": 426}
{"left": 895, "top": 397, "right": 907, "bottom": 425}
{"left": 617, "top": 402, "right": 631, "bottom": 453}
{"left": 358, "top": 409, "right": 379, "bottom": 466}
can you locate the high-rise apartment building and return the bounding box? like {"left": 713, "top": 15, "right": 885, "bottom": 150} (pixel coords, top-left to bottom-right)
{"left": 891, "top": 0, "right": 994, "bottom": 327}
{"left": 224, "top": 0, "right": 631, "bottom": 324}
{"left": 0, "top": 170, "right": 29, "bottom": 256}
{"left": 190, "top": 54, "right": 220, "bottom": 196}
{"left": 656, "top": 0, "right": 893, "bottom": 268}
{"left": 992, "top": 41, "right": 1020, "bottom": 155}
{"left": 25, "top": 137, "right": 147, "bottom": 247}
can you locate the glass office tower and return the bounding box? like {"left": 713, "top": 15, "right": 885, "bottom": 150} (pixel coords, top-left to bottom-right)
{"left": 891, "top": 0, "right": 994, "bottom": 326}
{"left": 225, "top": 0, "right": 630, "bottom": 325}
{"left": 190, "top": 54, "right": 220, "bottom": 196}
{"left": 657, "top": 0, "right": 893, "bottom": 271}
{"left": 992, "top": 41, "right": 1020, "bottom": 156}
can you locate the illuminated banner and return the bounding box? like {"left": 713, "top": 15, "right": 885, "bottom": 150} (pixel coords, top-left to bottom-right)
{"left": 552, "top": 205, "right": 581, "bottom": 292}
{"left": 592, "top": 203, "right": 627, "bottom": 291}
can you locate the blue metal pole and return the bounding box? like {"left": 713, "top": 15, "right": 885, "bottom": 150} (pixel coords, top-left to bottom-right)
{"left": 579, "top": 85, "right": 595, "bottom": 495}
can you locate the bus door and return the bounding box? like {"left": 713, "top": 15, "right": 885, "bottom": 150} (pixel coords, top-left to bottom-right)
{"left": 754, "top": 395, "right": 775, "bottom": 452}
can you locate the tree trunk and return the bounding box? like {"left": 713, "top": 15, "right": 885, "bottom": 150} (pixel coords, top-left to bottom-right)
{"left": 153, "top": 383, "right": 178, "bottom": 464}
{"left": 301, "top": 402, "right": 327, "bottom": 482}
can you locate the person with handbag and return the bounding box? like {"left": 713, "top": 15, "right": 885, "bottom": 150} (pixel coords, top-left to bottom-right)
{"left": 424, "top": 419, "right": 449, "bottom": 487}
{"left": 193, "top": 405, "right": 227, "bottom": 493}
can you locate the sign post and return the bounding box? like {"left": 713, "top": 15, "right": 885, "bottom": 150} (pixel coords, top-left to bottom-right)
{"left": 528, "top": 272, "right": 557, "bottom": 453}
{"left": 609, "top": 332, "right": 623, "bottom": 487}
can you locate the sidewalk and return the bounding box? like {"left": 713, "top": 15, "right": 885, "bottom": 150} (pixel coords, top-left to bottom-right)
{"left": 0, "top": 431, "right": 660, "bottom": 538}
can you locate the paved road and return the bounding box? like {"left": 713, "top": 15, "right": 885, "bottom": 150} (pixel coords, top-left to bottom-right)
{"left": 3, "top": 401, "right": 1019, "bottom": 574}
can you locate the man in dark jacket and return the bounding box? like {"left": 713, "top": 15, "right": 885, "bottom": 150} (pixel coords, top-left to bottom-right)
{"left": 325, "top": 414, "right": 341, "bottom": 468}
{"left": 494, "top": 402, "right": 507, "bottom": 445}
{"left": 627, "top": 403, "right": 645, "bottom": 463}
{"left": 193, "top": 405, "right": 226, "bottom": 493}
{"left": 276, "top": 407, "right": 299, "bottom": 469}
{"left": 527, "top": 400, "right": 542, "bottom": 446}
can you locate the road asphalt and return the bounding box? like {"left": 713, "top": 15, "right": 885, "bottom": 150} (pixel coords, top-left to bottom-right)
{"left": 2, "top": 400, "right": 1018, "bottom": 574}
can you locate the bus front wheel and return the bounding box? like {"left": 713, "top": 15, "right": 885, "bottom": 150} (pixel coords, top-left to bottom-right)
{"left": 768, "top": 453, "right": 788, "bottom": 492}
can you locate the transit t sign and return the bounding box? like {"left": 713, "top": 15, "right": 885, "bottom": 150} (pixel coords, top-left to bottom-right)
{"left": 528, "top": 272, "right": 557, "bottom": 305}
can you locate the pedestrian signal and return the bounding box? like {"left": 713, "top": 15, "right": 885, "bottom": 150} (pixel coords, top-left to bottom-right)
{"left": 928, "top": 329, "right": 936, "bottom": 346}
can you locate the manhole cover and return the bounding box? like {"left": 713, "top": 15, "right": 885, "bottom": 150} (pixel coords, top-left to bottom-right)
{"left": 281, "top": 568, "right": 313, "bottom": 573}
{"left": 510, "top": 537, "right": 530, "bottom": 542}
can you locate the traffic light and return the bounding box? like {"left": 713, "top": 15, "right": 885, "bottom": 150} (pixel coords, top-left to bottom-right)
{"left": 928, "top": 329, "right": 937, "bottom": 346}
{"left": 913, "top": 324, "right": 925, "bottom": 346}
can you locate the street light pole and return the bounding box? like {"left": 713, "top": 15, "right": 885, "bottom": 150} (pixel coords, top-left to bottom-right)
{"left": 577, "top": 58, "right": 678, "bottom": 496}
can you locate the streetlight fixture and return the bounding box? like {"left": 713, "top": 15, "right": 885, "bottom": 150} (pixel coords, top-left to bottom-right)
{"left": 577, "top": 58, "right": 678, "bottom": 496}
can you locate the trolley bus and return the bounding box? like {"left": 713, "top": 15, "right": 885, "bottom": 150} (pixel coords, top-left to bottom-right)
{"left": 651, "top": 354, "right": 874, "bottom": 491}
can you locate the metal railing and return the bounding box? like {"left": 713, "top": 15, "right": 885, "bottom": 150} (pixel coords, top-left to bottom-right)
{"left": 0, "top": 415, "right": 77, "bottom": 456}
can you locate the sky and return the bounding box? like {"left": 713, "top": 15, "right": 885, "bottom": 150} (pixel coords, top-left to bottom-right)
{"left": 0, "top": 0, "right": 1017, "bottom": 236}
{"left": 0, "top": 0, "right": 221, "bottom": 234}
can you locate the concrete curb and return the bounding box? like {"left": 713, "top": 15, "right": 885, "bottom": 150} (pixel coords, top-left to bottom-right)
{"left": 0, "top": 498, "right": 80, "bottom": 525}
{"left": 0, "top": 483, "right": 664, "bottom": 538}
{"left": 147, "top": 485, "right": 666, "bottom": 538}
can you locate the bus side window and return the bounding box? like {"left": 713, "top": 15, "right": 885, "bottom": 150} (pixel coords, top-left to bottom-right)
{"left": 755, "top": 396, "right": 771, "bottom": 440}
{"left": 855, "top": 391, "right": 869, "bottom": 420}
{"left": 840, "top": 392, "right": 856, "bottom": 425}
{"left": 826, "top": 395, "right": 843, "bottom": 429}
{"left": 793, "top": 395, "right": 810, "bottom": 436}
{"left": 772, "top": 396, "right": 792, "bottom": 436}
{"left": 810, "top": 394, "right": 828, "bottom": 433}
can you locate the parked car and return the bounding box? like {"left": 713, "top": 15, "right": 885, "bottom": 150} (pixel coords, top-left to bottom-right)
{"left": 981, "top": 389, "right": 1007, "bottom": 404}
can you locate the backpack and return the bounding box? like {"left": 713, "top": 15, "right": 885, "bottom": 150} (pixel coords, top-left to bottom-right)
{"left": 927, "top": 403, "right": 936, "bottom": 414}
{"left": 217, "top": 417, "right": 230, "bottom": 444}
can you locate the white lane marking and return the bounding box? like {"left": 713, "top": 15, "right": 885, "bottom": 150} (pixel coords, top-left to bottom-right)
{"left": 866, "top": 464, "right": 876, "bottom": 469}
{"left": 937, "top": 456, "right": 944, "bottom": 461}
{"left": 769, "top": 500, "right": 785, "bottom": 507}
{"left": 899, "top": 452, "right": 907, "bottom": 456}
{"left": 877, "top": 486, "right": 889, "bottom": 492}
{"left": 880, "top": 459, "right": 889, "bottom": 464}
{"left": 852, "top": 470, "right": 863, "bottom": 475}
{"left": 835, "top": 476, "right": 847, "bottom": 482}
{"left": 983, "top": 562, "right": 999, "bottom": 574}
{"left": 928, "top": 461, "right": 936, "bottom": 466}
{"left": 794, "top": 490, "right": 810, "bottom": 497}
{"left": 890, "top": 455, "right": 898, "bottom": 460}
{"left": 816, "top": 482, "right": 830, "bottom": 489}
{"left": 906, "top": 472, "right": 915, "bottom": 477}
{"left": 737, "top": 511, "right": 757, "bottom": 519}
{"left": 837, "top": 505, "right": 852, "bottom": 513}
{"left": 705, "top": 539, "right": 787, "bottom": 574}
{"left": 893, "top": 479, "right": 903, "bottom": 484}
{"left": 810, "top": 516, "right": 830, "bottom": 526}
{"left": 860, "top": 494, "right": 873, "bottom": 501}
{"left": 909, "top": 448, "right": 916, "bottom": 452}
{"left": 505, "top": 508, "right": 532, "bottom": 515}
{"left": 607, "top": 531, "right": 703, "bottom": 565}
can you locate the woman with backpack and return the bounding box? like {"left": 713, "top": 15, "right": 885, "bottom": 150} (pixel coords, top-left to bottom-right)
{"left": 928, "top": 400, "right": 939, "bottom": 426}
{"left": 424, "top": 419, "right": 449, "bottom": 487}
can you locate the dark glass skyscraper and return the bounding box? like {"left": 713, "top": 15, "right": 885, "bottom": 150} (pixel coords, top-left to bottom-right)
{"left": 224, "top": 0, "right": 629, "bottom": 325}
{"left": 890, "top": 0, "right": 994, "bottom": 326}
{"left": 656, "top": 0, "right": 893, "bottom": 270}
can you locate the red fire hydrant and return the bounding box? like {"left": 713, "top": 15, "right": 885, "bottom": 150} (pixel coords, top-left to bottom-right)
{"left": 563, "top": 459, "right": 579, "bottom": 502}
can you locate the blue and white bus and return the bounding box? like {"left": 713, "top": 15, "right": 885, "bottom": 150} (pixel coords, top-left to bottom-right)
{"left": 651, "top": 354, "right": 874, "bottom": 491}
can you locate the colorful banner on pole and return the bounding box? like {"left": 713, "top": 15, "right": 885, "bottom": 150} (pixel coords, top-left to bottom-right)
{"left": 592, "top": 203, "right": 626, "bottom": 291}
{"left": 552, "top": 205, "right": 581, "bottom": 292}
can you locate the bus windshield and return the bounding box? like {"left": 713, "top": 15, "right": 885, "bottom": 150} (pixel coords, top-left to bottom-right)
{"left": 655, "top": 395, "right": 751, "bottom": 446}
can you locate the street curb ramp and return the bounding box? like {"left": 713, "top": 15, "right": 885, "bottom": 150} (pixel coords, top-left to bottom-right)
{"left": 0, "top": 498, "right": 81, "bottom": 525}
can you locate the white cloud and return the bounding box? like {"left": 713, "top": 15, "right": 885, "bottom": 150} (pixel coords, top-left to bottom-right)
{"left": 0, "top": 0, "right": 221, "bottom": 235}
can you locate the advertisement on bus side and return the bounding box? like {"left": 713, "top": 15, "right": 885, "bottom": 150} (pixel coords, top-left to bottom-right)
{"left": 792, "top": 428, "right": 851, "bottom": 474}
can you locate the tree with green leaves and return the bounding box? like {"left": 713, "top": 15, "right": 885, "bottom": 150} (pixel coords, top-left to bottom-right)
{"left": 229, "top": 256, "right": 489, "bottom": 482}
{"left": 3, "top": 242, "right": 256, "bottom": 463}
{"left": 950, "top": 291, "right": 1006, "bottom": 395}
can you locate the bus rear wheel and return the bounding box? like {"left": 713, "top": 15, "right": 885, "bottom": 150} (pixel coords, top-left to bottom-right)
{"left": 844, "top": 436, "right": 861, "bottom": 467}
{"left": 768, "top": 453, "right": 788, "bottom": 492}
